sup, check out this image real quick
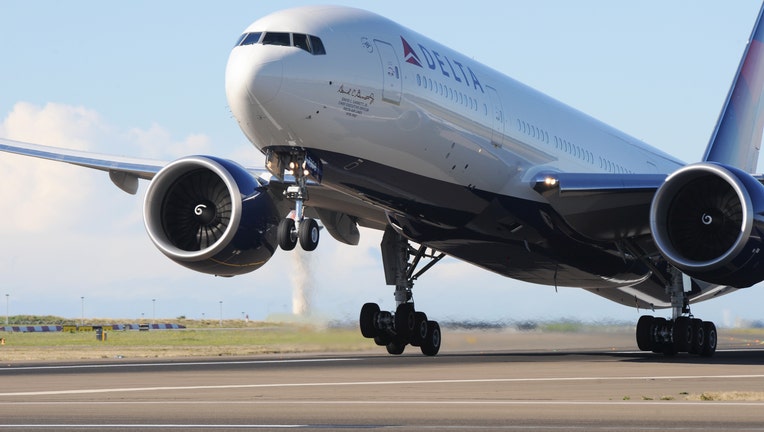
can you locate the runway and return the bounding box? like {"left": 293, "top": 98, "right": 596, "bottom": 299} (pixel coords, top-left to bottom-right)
{"left": 1, "top": 330, "right": 764, "bottom": 431}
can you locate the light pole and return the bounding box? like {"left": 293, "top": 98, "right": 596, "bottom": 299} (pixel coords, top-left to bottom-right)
{"left": 219, "top": 301, "right": 223, "bottom": 327}
{"left": 5, "top": 294, "right": 9, "bottom": 325}
{"left": 152, "top": 299, "right": 156, "bottom": 324}
{"left": 80, "top": 296, "right": 85, "bottom": 326}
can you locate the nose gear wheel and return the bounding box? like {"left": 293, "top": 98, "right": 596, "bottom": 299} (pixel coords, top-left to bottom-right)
{"left": 269, "top": 150, "right": 321, "bottom": 252}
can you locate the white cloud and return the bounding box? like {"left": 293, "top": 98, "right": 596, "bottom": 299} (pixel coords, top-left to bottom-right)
{"left": 125, "top": 123, "right": 212, "bottom": 159}
{"left": 0, "top": 102, "right": 101, "bottom": 232}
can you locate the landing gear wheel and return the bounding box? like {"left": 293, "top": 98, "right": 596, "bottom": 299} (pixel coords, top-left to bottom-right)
{"left": 386, "top": 338, "right": 406, "bottom": 355}
{"left": 420, "top": 321, "right": 441, "bottom": 356}
{"left": 410, "top": 311, "right": 428, "bottom": 347}
{"left": 636, "top": 315, "right": 654, "bottom": 351}
{"left": 651, "top": 317, "right": 667, "bottom": 354}
{"left": 277, "top": 218, "right": 297, "bottom": 251}
{"left": 359, "top": 303, "right": 380, "bottom": 338}
{"left": 689, "top": 318, "right": 704, "bottom": 355}
{"left": 673, "top": 316, "right": 692, "bottom": 352}
{"left": 374, "top": 334, "right": 391, "bottom": 346}
{"left": 361, "top": 227, "right": 447, "bottom": 356}
{"left": 395, "top": 303, "right": 416, "bottom": 338}
{"left": 701, "top": 321, "right": 717, "bottom": 357}
{"left": 298, "top": 218, "right": 319, "bottom": 251}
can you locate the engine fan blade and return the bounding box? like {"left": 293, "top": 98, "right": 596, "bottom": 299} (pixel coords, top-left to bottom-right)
{"left": 161, "top": 169, "right": 233, "bottom": 251}
{"left": 667, "top": 175, "right": 742, "bottom": 261}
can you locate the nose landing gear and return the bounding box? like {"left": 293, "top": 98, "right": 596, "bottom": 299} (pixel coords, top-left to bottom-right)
{"left": 268, "top": 150, "right": 321, "bottom": 252}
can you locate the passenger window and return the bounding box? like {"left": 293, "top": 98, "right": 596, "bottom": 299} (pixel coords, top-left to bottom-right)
{"left": 309, "top": 36, "right": 326, "bottom": 55}
{"left": 293, "top": 33, "right": 310, "bottom": 52}
{"left": 262, "top": 32, "right": 291, "bottom": 46}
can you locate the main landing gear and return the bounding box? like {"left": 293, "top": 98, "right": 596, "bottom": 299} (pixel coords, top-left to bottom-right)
{"left": 359, "top": 227, "right": 445, "bottom": 356}
{"left": 635, "top": 267, "right": 717, "bottom": 357}
{"left": 275, "top": 153, "right": 320, "bottom": 252}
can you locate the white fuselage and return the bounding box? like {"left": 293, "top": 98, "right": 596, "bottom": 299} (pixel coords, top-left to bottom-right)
{"left": 225, "top": 6, "right": 682, "bottom": 204}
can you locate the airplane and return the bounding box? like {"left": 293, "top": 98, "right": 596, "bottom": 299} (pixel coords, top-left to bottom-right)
{"left": 2, "top": 4, "right": 764, "bottom": 357}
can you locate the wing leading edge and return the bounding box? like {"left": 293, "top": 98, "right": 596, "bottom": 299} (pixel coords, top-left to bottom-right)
{"left": 0, "top": 138, "right": 165, "bottom": 194}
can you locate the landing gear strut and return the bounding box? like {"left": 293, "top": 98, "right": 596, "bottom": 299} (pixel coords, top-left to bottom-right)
{"left": 270, "top": 150, "right": 320, "bottom": 252}
{"left": 635, "top": 267, "right": 717, "bottom": 357}
{"left": 359, "top": 227, "right": 444, "bottom": 356}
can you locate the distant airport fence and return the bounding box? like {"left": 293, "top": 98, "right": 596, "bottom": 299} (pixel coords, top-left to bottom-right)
{"left": 0, "top": 324, "right": 186, "bottom": 332}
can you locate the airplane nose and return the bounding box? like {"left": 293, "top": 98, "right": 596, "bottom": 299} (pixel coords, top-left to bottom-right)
{"left": 225, "top": 47, "right": 284, "bottom": 122}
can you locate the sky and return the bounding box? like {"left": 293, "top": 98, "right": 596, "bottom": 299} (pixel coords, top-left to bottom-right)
{"left": 1, "top": 1, "right": 764, "bottom": 327}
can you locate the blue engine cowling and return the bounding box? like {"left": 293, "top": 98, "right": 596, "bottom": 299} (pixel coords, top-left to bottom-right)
{"left": 144, "top": 156, "right": 280, "bottom": 276}
{"left": 650, "top": 162, "right": 764, "bottom": 287}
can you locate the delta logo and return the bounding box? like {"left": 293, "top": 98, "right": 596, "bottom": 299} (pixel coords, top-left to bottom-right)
{"left": 399, "top": 36, "right": 484, "bottom": 93}
{"left": 401, "top": 37, "right": 422, "bottom": 67}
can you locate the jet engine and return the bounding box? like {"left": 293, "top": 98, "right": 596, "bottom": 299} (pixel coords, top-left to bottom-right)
{"left": 144, "top": 156, "right": 280, "bottom": 276}
{"left": 650, "top": 163, "right": 764, "bottom": 287}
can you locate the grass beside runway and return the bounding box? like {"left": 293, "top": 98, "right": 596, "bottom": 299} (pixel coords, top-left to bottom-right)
{"left": 2, "top": 317, "right": 764, "bottom": 363}
{"left": 0, "top": 323, "right": 373, "bottom": 362}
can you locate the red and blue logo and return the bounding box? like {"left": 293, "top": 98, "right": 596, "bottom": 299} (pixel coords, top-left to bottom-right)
{"left": 399, "top": 36, "right": 483, "bottom": 93}
{"left": 401, "top": 36, "right": 422, "bottom": 67}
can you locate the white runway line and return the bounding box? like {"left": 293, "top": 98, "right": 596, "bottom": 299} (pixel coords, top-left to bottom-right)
{"left": 2, "top": 374, "right": 764, "bottom": 397}
{"left": 2, "top": 399, "right": 764, "bottom": 407}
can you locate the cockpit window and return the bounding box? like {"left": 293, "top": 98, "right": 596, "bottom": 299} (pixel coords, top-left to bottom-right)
{"left": 237, "top": 32, "right": 262, "bottom": 47}
{"left": 309, "top": 36, "right": 326, "bottom": 55}
{"left": 236, "top": 31, "right": 326, "bottom": 55}
{"left": 293, "top": 33, "right": 310, "bottom": 53}
{"left": 262, "top": 32, "right": 291, "bottom": 47}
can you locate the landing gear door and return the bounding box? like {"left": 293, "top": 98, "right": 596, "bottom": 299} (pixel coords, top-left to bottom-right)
{"left": 374, "top": 40, "right": 402, "bottom": 105}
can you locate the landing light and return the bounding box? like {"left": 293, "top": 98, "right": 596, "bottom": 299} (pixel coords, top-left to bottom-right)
{"left": 533, "top": 175, "right": 560, "bottom": 194}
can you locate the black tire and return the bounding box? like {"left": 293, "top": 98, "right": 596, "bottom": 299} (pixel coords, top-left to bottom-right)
{"left": 651, "top": 317, "right": 667, "bottom": 353}
{"left": 662, "top": 340, "right": 677, "bottom": 357}
{"left": 701, "top": 321, "right": 717, "bottom": 357}
{"left": 673, "top": 317, "right": 692, "bottom": 352}
{"left": 689, "top": 318, "right": 704, "bottom": 355}
{"left": 359, "top": 303, "right": 380, "bottom": 338}
{"left": 386, "top": 339, "right": 406, "bottom": 355}
{"left": 298, "top": 218, "right": 319, "bottom": 251}
{"left": 420, "top": 320, "right": 441, "bottom": 356}
{"left": 636, "top": 315, "right": 654, "bottom": 351}
{"left": 374, "top": 334, "right": 391, "bottom": 346}
{"left": 395, "top": 303, "right": 416, "bottom": 338}
{"left": 410, "top": 311, "right": 428, "bottom": 347}
{"left": 277, "top": 218, "right": 297, "bottom": 251}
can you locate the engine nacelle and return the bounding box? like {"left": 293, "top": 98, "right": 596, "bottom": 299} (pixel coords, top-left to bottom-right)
{"left": 650, "top": 163, "right": 764, "bottom": 287}
{"left": 144, "top": 156, "right": 279, "bottom": 276}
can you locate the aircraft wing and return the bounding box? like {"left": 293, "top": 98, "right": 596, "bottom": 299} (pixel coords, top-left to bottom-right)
{"left": 0, "top": 137, "right": 388, "bottom": 243}
{"left": 532, "top": 172, "right": 667, "bottom": 243}
{"left": 0, "top": 137, "right": 165, "bottom": 194}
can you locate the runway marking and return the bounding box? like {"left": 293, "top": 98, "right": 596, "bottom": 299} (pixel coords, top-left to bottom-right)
{"left": 3, "top": 425, "right": 764, "bottom": 431}
{"left": 2, "top": 374, "right": 764, "bottom": 397}
{"left": 0, "top": 425, "right": 311, "bottom": 429}
{"left": 2, "top": 400, "right": 764, "bottom": 407}
{"left": 0, "top": 357, "right": 360, "bottom": 372}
